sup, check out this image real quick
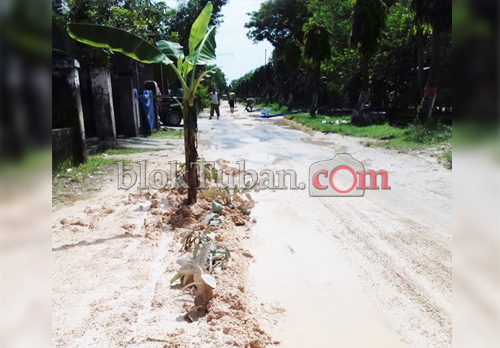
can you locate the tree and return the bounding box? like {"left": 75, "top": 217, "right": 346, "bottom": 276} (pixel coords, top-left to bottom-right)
{"left": 350, "top": 0, "right": 388, "bottom": 125}
{"left": 68, "top": 2, "right": 218, "bottom": 204}
{"left": 205, "top": 65, "right": 228, "bottom": 93}
{"left": 234, "top": 0, "right": 451, "bottom": 119}
{"left": 303, "top": 18, "right": 331, "bottom": 117}
{"left": 411, "top": 0, "right": 452, "bottom": 125}
{"left": 64, "top": 0, "right": 177, "bottom": 67}
{"left": 306, "top": 0, "right": 357, "bottom": 108}
{"left": 245, "top": 0, "right": 310, "bottom": 110}
{"left": 371, "top": 0, "right": 422, "bottom": 108}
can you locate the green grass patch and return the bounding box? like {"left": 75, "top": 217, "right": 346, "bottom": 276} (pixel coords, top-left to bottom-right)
{"left": 103, "top": 148, "right": 162, "bottom": 155}
{"left": 55, "top": 147, "right": 163, "bottom": 178}
{"left": 285, "top": 113, "right": 452, "bottom": 151}
{"left": 256, "top": 102, "right": 289, "bottom": 114}
{"left": 285, "top": 113, "right": 405, "bottom": 139}
{"left": 55, "top": 155, "right": 130, "bottom": 178}
{"left": 382, "top": 124, "right": 452, "bottom": 150}
{"left": 149, "top": 129, "right": 184, "bottom": 139}
{"left": 53, "top": 154, "right": 132, "bottom": 207}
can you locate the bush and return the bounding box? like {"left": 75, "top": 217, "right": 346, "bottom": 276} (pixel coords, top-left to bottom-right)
{"left": 196, "top": 85, "right": 210, "bottom": 110}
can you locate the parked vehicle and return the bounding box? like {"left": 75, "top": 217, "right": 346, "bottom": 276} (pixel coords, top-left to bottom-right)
{"left": 157, "top": 96, "right": 183, "bottom": 127}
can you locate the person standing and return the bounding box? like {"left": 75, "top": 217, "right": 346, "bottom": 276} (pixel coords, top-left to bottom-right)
{"left": 228, "top": 91, "right": 236, "bottom": 114}
{"left": 209, "top": 90, "right": 220, "bottom": 120}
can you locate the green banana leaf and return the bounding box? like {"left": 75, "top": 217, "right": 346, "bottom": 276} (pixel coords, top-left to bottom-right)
{"left": 182, "top": 60, "right": 194, "bottom": 79}
{"left": 156, "top": 40, "right": 184, "bottom": 61}
{"left": 203, "top": 66, "right": 219, "bottom": 78}
{"left": 188, "top": 2, "right": 213, "bottom": 54}
{"left": 185, "top": 26, "right": 217, "bottom": 67}
{"left": 67, "top": 24, "right": 171, "bottom": 65}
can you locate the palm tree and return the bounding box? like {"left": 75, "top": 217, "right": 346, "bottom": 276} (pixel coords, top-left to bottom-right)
{"left": 411, "top": 0, "right": 452, "bottom": 125}
{"left": 350, "top": 0, "right": 388, "bottom": 125}
{"left": 68, "top": 2, "right": 218, "bottom": 204}
{"left": 304, "top": 19, "right": 331, "bottom": 117}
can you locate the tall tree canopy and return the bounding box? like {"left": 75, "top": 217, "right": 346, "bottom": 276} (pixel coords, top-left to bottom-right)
{"left": 56, "top": 0, "right": 227, "bottom": 67}
{"left": 245, "top": 0, "right": 311, "bottom": 109}
{"left": 234, "top": 0, "right": 451, "bottom": 127}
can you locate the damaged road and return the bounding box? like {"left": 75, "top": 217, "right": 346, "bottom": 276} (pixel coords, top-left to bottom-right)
{"left": 197, "top": 105, "right": 451, "bottom": 348}
{"left": 52, "top": 105, "right": 451, "bottom": 348}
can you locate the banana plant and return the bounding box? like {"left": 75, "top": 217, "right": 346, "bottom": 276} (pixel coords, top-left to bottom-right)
{"left": 67, "top": 2, "right": 218, "bottom": 204}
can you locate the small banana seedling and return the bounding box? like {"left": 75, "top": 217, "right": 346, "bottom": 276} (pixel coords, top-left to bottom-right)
{"left": 171, "top": 228, "right": 230, "bottom": 285}
{"left": 171, "top": 228, "right": 230, "bottom": 321}
{"left": 200, "top": 184, "right": 254, "bottom": 209}
{"left": 197, "top": 157, "right": 219, "bottom": 183}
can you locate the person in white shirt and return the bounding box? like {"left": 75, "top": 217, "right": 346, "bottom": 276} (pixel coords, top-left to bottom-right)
{"left": 209, "top": 89, "right": 220, "bottom": 120}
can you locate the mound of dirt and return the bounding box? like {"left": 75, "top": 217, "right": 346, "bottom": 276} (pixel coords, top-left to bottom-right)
{"left": 216, "top": 159, "right": 242, "bottom": 176}
{"left": 159, "top": 190, "right": 281, "bottom": 347}
{"left": 52, "top": 161, "right": 283, "bottom": 348}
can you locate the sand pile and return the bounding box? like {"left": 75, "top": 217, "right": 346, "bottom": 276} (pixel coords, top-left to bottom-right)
{"left": 52, "top": 169, "right": 283, "bottom": 348}
{"left": 158, "top": 188, "right": 281, "bottom": 347}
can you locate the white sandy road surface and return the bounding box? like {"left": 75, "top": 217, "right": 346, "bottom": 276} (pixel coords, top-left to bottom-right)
{"left": 52, "top": 105, "right": 451, "bottom": 347}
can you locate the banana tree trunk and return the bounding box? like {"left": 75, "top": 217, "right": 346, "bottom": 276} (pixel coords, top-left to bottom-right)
{"left": 418, "top": 29, "right": 440, "bottom": 125}
{"left": 184, "top": 106, "right": 198, "bottom": 205}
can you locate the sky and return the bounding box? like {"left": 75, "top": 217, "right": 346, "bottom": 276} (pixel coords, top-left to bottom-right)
{"left": 163, "top": 0, "right": 274, "bottom": 83}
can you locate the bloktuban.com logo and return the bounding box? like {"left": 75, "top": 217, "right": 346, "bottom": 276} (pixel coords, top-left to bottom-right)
{"left": 309, "top": 153, "right": 391, "bottom": 197}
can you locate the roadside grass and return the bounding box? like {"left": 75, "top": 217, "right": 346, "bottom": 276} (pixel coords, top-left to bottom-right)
{"left": 103, "top": 148, "right": 162, "bottom": 156}
{"left": 54, "top": 144, "right": 166, "bottom": 178}
{"left": 285, "top": 113, "right": 452, "bottom": 159}
{"left": 256, "top": 102, "right": 289, "bottom": 114}
{"left": 53, "top": 154, "right": 133, "bottom": 207}
{"left": 285, "top": 113, "right": 405, "bottom": 139}
{"left": 55, "top": 155, "right": 130, "bottom": 179}
{"left": 149, "top": 128, "right": 184, "bottom": 139}
{"left": 53, "top": 144, "right": 172, "bottom": 207}
{"left": 381, "top": 124, "right": 452, "bottom": 150}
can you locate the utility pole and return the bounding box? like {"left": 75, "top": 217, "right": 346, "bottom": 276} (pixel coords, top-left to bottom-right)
{"left": 265, "top": 49, "right": 267, "bottom": 66}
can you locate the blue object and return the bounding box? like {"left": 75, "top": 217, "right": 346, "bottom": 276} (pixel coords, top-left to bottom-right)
{"left": 260, "top": 110, "right": 298, "bottom": 118}
{"left": 261, "top": 112, "right": 285, "bottom": 118}
{"left": 134, "top": 89, "right": 155, "bottom": 131}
